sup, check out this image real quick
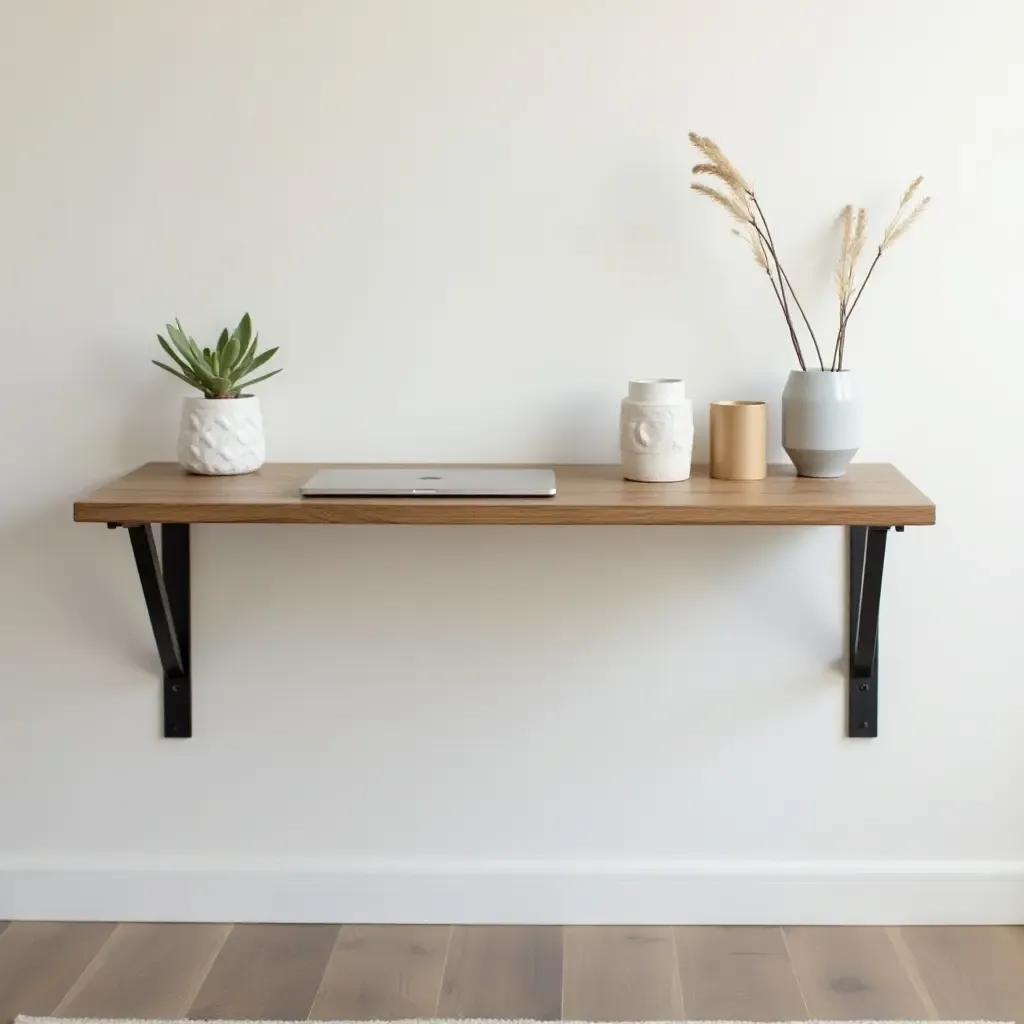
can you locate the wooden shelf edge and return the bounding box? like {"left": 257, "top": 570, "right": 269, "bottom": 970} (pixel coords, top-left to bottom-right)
{"left": 74, "top": 503, "right": 936, "bottom": 527}
{"left": 73, "top": 462, "right": 935, "bottom": 527}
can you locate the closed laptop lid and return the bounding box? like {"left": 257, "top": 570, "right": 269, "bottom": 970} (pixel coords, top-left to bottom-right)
{"left": 301, "top": 467, "right": 557, "bottom": 497}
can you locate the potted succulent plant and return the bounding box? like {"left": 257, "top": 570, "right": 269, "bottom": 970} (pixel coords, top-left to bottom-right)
{"left": 153, "top": 313, "right": 280, "bottom": 475}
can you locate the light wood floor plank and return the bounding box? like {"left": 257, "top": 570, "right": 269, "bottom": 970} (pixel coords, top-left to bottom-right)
{"left": 899, "top": 925, "right": 1024, "bottom": 1020}
{"left": 438, "top": 925, "right": 562, "bottom": 1020}
{"left": 1, "top": 920, "right": 1020, "bottom": 1023}
{"left": 784, "top": 925, "right": 929, "bottom": 1020}
{"left": 56, "top": 922, "right": 231, "bottom": 1019}
{"left": 0, "top": 922, "right": 116, "bottom": 1024}
{"left": 310, "top": 924, "right": 450, "bottom": 1020}
{"left": 675, "top": 925, "right": 808, "bottom": 1021}
{"left": 562, "top": 925, "right": 682, "bottom": 1022}
{"left": 187, "top": 923, "right": 339, "bottom": 1021}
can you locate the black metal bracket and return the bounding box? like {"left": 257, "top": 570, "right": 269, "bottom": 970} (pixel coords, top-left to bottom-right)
{"left": 104, "top": 520, "right": 901, "bottom": 740}
{"left": 116, "top": 523, "right": 192, "bottom": 738}
{"left": 848, "top": 524, "right": 903, "bottom": 738}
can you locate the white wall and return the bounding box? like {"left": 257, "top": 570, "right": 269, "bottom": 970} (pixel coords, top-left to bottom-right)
{"left": 1, "top": 0, "right": 1021, "bottom": 924}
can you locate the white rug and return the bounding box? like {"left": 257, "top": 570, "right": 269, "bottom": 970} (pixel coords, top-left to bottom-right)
{"left": 16, "top": 1018, "right": 1012, "bottom": 1024}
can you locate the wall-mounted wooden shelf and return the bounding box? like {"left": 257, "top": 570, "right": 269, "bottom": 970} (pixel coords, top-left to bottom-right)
{"left": 75, "top": 461, "right": 934, "bottom": 527}
{"left": 75, "top": 462, "right": 935, "bottom": 741}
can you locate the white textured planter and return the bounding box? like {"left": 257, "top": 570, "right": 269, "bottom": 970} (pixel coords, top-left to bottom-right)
{"left": 782, "top": 369, "right": 862, "bottom": 478}
{"left": 620, "top": 378, "right": 694, "bottom": 482}
{"left": 177, "top": 395, "right": 265, "bottom": 476}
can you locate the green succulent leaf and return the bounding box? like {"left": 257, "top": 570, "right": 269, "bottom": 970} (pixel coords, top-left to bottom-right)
{"left": 157, "top": 335, "right": 194, "bottom": 375}
{"left": 244, "top": 346, "right": 279, "bottom": 375}
{"left": 166, "top": 324, "right": 196, "bottom": 365}
{"left": 153, "top": 360, "right": 201, "bottom": 388}
{"left": 231, "top": 332, "right": 256, "bottom": 376}
{"left": 233, "top": 352, "right": 254, "bottom": 380}
{"left": 187, "top": 339, "right": 207, "bottom": 370}
{"left": 203, "top": 348, "right": 222, "bottom": 377}
{"left": 222, "top": 334, "right": 240, "bottom": 371}
{"left": 156, "top": 315, "right": 278, "bottom": 395}
{"left": 235, "top": 368, "right": 282, "bottom": 392}
{"left": 234, "top": 312, "right": 252, "bottom": 350}
{"left": 240, "top": 331, "right": 257, "bottom": 369}
{"left": 175, "top": 320, "right": 204, "bottom": 363}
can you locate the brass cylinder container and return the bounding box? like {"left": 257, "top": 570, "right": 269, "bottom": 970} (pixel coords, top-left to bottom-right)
{"left": 709, "top": 401, "right": 767, "bottom": 480}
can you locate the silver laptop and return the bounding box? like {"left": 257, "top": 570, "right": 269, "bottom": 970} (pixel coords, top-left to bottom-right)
{"left": 301, "top": 466, "right": 557, "bottom": 497}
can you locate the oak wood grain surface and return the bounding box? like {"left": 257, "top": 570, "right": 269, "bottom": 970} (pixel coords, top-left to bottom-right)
{"left": 0, "top": 922, "right": 1021, "bottom": 1021}
{"left": 186, "top": 923, "right": 339, "bottom": 1021}
{"left": 675, "top": 925, "right": 808, "bottom": 1021}
{"left": 309, "top": 924, "right": 451, "bottom": 1021}
{"left": 562, "top": 925, "right": 684, "bottom": 1021}
{"left": 75, "top": 461, "right": 935, "bottom": 526}
{"left": 783, "top": 926, "right": 930, "bottom": 1020}
{"left": 55, "top": 922, "right": 230, "bottom": 1019}
{"left": 899, "top": 925, "right": 1024, "bottom": 1021}
{"left": 437, "top": 925, "right": 563, "bottom": 1020}
{"left": 0, "top": 922, "right": 116, "bottom": 1024}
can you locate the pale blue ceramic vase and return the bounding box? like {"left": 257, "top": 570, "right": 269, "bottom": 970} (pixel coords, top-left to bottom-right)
{"left": 781, "top": 369, "right": 862, "bottom": 478}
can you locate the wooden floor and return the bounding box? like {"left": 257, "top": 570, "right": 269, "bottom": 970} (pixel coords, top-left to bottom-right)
{"left": 1, "top": 923, "right": 1023, "bottom": 1022}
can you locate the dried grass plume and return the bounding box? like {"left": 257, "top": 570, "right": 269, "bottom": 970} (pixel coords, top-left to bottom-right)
{"left": 882, "top": 176, "right": 928, "bottom": 247}
{"left": 688, "top": 133, "right": 752, "bottom": 194}
{"left": 836, "top": 206, "right": 869, "bottom": 303}
{"left": 690, "top": 182, "right": 751, "bottom": 226}
{"left": 836, "top": 205, "right": 854, "bottom": 302}
{"left": 883, "top": 195, "right": 931, "bottom": 250}
{"left": 688, "top": 131, "right": 932, "bottom": 373}
{"left": 734, "top": 227, "right": 769, "bottom": 271}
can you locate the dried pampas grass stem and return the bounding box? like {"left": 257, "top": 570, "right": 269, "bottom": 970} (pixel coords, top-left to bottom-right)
{"left": 837, "top": 205, "right": 854, "bottom": 302}
{"left": 733, "top": 227, "right": 768, "bottom": 271}
{"left": 750, "top": 196, "right": 826, "bottom": 370}
{"left": 690, "top": 182, "right": 751, "bottom": 226}
{"left": 883, "top": 196, "right": 931, "bottom": 250}
{"left": 852, "top": 208, "right": 868, "bottom": 276}
{"left": 688, "top": 132, "right": 752, "bottom": 194}
{"left": 836, "top": 181, "right": 930, "bottom": 369}
{"left": 689, "top": 131, "right": 931, "bottom": 372}
{"left": 689, "top": 132, "right": 825, "bottom": 370}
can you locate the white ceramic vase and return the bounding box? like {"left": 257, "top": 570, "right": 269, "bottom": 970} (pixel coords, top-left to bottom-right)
{"left": 177, "top": 395, "right": 266, "bottom": 476}
{"left": 781, "top": 369, "right": 862, "bottom": 478}
{"left": 620, "top": 378, "right": 694, "bottom": 482}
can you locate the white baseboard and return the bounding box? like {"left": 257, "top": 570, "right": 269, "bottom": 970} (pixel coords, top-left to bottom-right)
{"left": 1, "top": 861, "right": 1022, "bottom": 924}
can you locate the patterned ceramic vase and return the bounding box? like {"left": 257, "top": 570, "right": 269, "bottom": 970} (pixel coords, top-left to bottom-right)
{"left": 177, "top": 395, "right": 265, "bottom": 475}
{"left": 620, "top": 378, "right": 694, "bottom": 482}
